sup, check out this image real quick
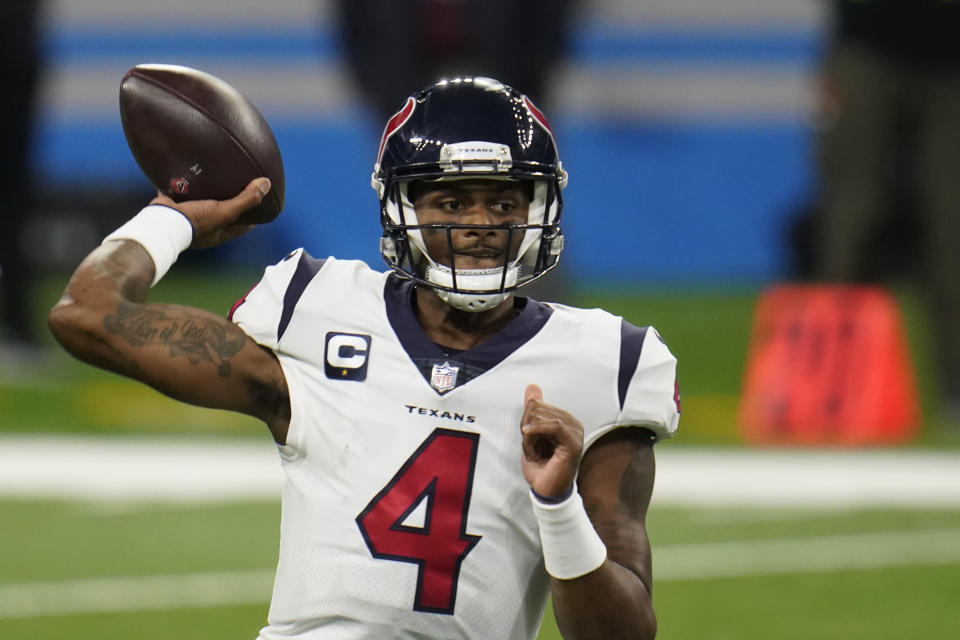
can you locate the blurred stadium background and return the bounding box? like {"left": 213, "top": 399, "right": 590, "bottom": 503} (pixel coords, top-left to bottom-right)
{"left": 1, "top": 1, "right": 958, "bottom": 638}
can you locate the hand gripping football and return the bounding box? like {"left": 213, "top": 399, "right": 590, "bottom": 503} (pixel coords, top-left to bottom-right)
{"left": 119, "top": 64, "right": 285, "bottom": 224}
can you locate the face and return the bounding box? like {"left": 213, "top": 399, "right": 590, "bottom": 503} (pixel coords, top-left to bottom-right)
{"left": 410, "top": 180, "right": 531, "bottom": 271}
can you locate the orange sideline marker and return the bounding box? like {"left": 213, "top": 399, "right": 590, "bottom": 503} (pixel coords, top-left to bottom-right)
{"left": 739, "top": 285, "right": 920, "bottom": 445}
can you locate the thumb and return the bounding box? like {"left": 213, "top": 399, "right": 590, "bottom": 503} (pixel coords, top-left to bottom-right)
{"left": 228, "top": 177, "right": 271, "bottom": 211}
{"left": 524, "top": 384, "right": 543, "bottom": 406}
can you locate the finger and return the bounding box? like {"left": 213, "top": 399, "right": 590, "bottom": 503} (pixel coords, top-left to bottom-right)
{"left": 521, "top": 384, "right": 543, "bottom": 432}
{"left": 224, "top": 177, "right": 271, "bottom": 215}
{"left": 523, "top": 410, "right": 584, "bottom": 445}
{"left": 521, "top": 431, "right": 543, "bottom": 461}
{"left": 521, "top": 419, "right": 565, "bottom": 440}
{"left": 524, "top": 384, "right": 543, "bottom": 406}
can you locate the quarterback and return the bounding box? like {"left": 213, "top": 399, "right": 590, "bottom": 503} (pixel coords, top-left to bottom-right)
{"left": 49, "top": 77, "right": 679, "bottom": 639}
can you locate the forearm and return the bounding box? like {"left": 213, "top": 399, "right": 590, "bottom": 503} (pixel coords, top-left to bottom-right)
{"left": 50, "top": 239, "right": 283, "bottom": 420}
{"left": 65, "top": 239, "right": 154, "bottom": 302}
{"left": 530, "top": 488, "right": 657, "bottom": 639}
{"left": 551, "top": 561, "right": 656, "bottom": 640}
{"left": 49, "top": 240, "right": 156, "bottom": 375}
{"left": 536, "top": 430, "right": 659, "bottom": 639}
{"left": 50, "top": 202, "right": 193, "bottom": 372}
{"left": 48, "top": 182, "right": 289, "bottom": 437}
{"left": 51, "top": 240, "right": 241, "bottom": 385}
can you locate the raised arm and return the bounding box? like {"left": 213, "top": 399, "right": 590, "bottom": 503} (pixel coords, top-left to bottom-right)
{"left": 48, "top": 179, "right": 291, "bottom": 444}
{"left": 521, "top": 385, "right": 657, "bottom": 639}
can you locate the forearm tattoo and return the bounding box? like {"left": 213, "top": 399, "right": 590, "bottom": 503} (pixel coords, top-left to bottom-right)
{"left": 103, "top": 301, "right": 246, "bottom": 377}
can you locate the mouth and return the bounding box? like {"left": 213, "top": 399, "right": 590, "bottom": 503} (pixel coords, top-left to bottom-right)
{"left": 451, "top": 246, "right": 506, "bottom": 268}
{"left": 456, "top": 246, "right": 501, "bottom": 258}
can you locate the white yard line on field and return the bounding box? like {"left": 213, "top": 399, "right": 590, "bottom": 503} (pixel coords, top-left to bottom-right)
{"left": 656, "top": 527, "right": 960, "bottom": 581}
{"left": 0, "top": 569, "right": 275, "bottom": 619}
{"left": 2, "top": 435, "right": 960, "bottom": 506}
{"left": 653, "top": 447, "right": 960, "bottom": 507}
{"left": 2, "top": 528, "right": 959, "bottom": 619}
{"left": 0, "top": 435, "right": 283, "bottom": 501}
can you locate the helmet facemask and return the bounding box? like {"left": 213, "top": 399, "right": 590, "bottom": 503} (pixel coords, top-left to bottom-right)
{"left": 379, "top": 177, "right": 564, "bottom": 311}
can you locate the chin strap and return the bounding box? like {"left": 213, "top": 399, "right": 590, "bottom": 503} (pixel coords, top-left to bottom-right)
{"left": 435, "top": 289, "right": 510, "bottom": 312}
{"left": 425, "top": 264, "right": 518, "bottom": 312}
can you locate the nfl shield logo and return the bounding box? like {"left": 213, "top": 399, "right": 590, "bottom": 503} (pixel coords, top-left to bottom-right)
{"left": 430, "top": 361, "right": 459, "bottom": 393}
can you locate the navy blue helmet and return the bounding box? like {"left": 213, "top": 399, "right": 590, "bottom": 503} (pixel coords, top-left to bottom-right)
{"left": 372, "top": 77, "right": 567, "bottom": 311}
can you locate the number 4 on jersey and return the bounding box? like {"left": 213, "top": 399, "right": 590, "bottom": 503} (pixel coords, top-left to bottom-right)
{"left": 356, "top": 428, "right": 482, "bottom": 614}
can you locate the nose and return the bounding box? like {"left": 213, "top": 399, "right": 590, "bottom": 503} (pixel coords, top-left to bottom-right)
{"left": 459, "top": 204, "right": 501, "bottom": 239}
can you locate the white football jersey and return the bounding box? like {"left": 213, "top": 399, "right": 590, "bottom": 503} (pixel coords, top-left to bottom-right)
{"left": 231, "top": 252, "right": 679, "bottom": 640}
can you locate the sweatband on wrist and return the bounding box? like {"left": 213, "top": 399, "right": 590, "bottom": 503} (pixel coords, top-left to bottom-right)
{"left": 102, "top": 205, "right": 193, "bottom": 287}
{"left": 530, "top": 489, "right": 607, "bottom": 580}
{"left": 531, "top": 484, "right": 575, "bottom": 504}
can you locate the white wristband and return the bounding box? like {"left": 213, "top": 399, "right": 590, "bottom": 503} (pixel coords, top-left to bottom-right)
{"left": 102, "top": 205, "right": 193, "bottom": 287}
{"left": 530, "top": 489, "right": 607, "bottom": 580}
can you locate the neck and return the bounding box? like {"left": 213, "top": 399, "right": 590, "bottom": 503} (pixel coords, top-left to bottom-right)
{"left": 413, "top": 285, "right": 518, "bottom": 351}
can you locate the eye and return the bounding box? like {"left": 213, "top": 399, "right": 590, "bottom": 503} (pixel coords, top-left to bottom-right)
{"left": 437, "top": 198, "right": 464, "bottom": 212}
{"left": 492, "top": 199, "right": 526, "bottom": 217}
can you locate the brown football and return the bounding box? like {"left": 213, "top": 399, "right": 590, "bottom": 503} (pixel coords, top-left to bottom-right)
{"left": 119, "top": 64, "right": 284, "bottom": 224}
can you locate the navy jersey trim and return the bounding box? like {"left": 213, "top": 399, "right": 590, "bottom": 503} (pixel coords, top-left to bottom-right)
{"left": 618, "top": 321, "right": 649, "bottom": 410}
{"left": 277, "top": 252, "right": 326, "bottom": 341}
{"left": 384, "top": 275, "right": 553, "bottom": 393}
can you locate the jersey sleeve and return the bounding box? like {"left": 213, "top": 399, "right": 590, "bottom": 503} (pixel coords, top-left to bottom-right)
{"left": 229, "top": 248, "right": 326, "bottom": 350}
{"left": 615, "top": 324, "right": 680, "bottom": 442}
{"left": 580, "top": 320, "right": 680, "bottom": 453}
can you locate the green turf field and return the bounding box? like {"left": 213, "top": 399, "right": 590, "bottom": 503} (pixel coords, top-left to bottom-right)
{"left": 2, "top": 498, "right": 959, "bottom": 639}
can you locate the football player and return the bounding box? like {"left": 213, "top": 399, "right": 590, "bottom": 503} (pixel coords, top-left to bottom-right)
{"left": 49, "top": 77, "right": 679, "bottom": 639}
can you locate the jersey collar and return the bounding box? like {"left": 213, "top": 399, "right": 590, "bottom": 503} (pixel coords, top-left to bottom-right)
{"left": 384, "top": 274, "right": 553, "bottom": 394}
